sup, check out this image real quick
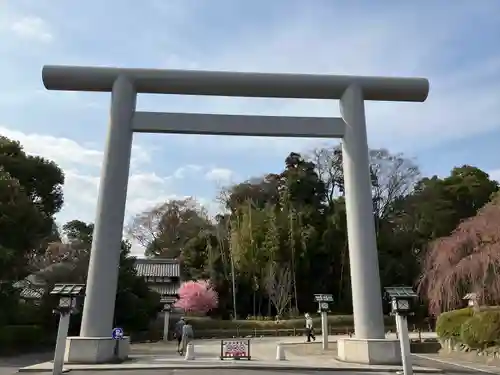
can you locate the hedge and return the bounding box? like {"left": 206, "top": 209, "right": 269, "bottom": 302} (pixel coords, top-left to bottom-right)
{"left": 184, "top": 315, "right": 396, "bottom": 330}
{"left": 460, "top": 310, "right": 500, "bottom": 349}
{"left": 0, "top": 325, "right": 48, "bottom": 354}
{"left": 436, "top": 307, "right": 474, "bottom": 339}
{"left": 436, "top": 306, "right": 500, "bottom": 350}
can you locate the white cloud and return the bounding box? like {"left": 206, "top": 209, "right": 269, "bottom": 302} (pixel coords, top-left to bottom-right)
{"left": 141, "top": 3, "right": 500, "bottom": 156}
{"left": 130, "top": 144, "right": 152, "bottom": 169}
{"left": 60, "top": 170, "right": 100, "bottom": 222}
{"left": 0, "top": 125, "right": 178, "bottom": 220}
{"left": 0, "top": 126, "right": 153, "bottom": 171}
{"left": 3, "top": 2, "right": 498, "bottom": 158}
{"left": 125, "top": 172, "right": 175, "bottom": 216}
{"left": 173, "top": 164, "right": 202, "bottom": 179}
{"left": 205, "top": 168, "right": 236, "bottom": 185}
{"left": 0, "top": 126, "right": 102, "bottom": 168}
{"left": 489, "top": 169, "right": 500, "bottom": 183}
{"left": 1, "top": 2, "right": 499, "bottom": 256}
{"left": 0, "top": 125, "right": 222, "bottom": 256}
{"left": 9, "top": 16, "right": 53, "bottom": 43}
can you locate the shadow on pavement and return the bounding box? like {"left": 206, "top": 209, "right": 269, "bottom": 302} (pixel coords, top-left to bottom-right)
{"left": 0, "top": 351, "right": 53, "bottom": 375}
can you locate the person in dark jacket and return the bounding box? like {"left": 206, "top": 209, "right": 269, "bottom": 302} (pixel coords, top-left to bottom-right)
{"left": 174, "top": 317, "right": 186, "bottom": 353}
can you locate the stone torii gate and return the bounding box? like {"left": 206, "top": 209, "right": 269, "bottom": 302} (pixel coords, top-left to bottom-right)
{"left": 42, "top": 65, "right": 429, "bottom": 364}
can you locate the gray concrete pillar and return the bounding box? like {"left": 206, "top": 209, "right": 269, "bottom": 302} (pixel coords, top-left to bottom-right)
{"left": 80, "top": 76, "right": 136, "bottom": 337}
{"left": 340, "top": 84, "right": 385, "bottom": 339}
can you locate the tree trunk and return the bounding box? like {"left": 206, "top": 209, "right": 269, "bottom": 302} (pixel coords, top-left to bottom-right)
{"left": 253, "top": 291, "right": 256, "bottom": 316}
{"left": 258, "top": 293, "right": 263, "bottom": 316}
{"left": 230, "top": 253, "right": 237, "bottom": 319}
{"left": 337, "top": 242, "right": 347, "bottom": 305}
{"left": 289, "top": 210, "right": 299, "bottom": 312}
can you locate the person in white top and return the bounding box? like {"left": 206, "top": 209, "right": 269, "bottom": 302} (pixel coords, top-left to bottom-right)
{"left": 304, "top": 313, "right": 316, "bottom": 342}
{"left": 179, "top": 319, "right": 194, "bottom": 356}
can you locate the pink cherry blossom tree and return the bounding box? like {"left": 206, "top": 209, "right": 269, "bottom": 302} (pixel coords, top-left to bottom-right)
{"left": 418, "top": 191, "right": 500, "bottom": 315}
{"left": 174, "top": 280, "right": 219, "bottom": 315}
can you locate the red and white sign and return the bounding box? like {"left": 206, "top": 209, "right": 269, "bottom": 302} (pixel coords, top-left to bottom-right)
{"left": 220, "top": 339, "right": 250, "bottom": 359}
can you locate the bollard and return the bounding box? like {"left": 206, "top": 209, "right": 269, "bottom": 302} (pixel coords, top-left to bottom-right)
{"left": 184, "top": 343, "right": 195, "bottom": 360}
{"left": 276, "top": 343, "right": 286, "bottom": 361}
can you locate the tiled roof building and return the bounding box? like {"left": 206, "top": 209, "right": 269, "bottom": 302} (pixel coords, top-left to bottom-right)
{"left": 12, "top": 258, "right": 181, "bottom": 305}
{"left": 134, "top": 258, "right": 181, "bottom": 304}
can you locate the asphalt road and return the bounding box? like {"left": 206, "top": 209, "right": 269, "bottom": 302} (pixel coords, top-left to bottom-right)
{"left": 0, "top": 352, "right": 492, "bottom": 375}
{"left": 69, "top": 371, "right": 396, "bottom": 375}
{"left": 66, "top": 366, "right": 492, "bottom": 375}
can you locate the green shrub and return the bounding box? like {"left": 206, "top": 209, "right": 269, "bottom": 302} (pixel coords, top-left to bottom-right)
{"left": 460, "top": 310, "right": 500, "bottom": 349}
{"left": 436, "top": 308, "right": 474, "bottom": 339}
{"left": 245, "top": 315, "right": 274, "bottom": 321}
{"left": 186, "top": 314, "right": 395, "bottom": 330}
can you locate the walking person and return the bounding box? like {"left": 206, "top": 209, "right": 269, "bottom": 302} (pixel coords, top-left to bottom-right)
{"left": 174, "top": 316, "right": 185, "bottom": 353}
{"left": 180, "top": 319, "right": 194, "bottom": 356}
{"left": 304, "top": 313, "right": 316, "bottom": 342}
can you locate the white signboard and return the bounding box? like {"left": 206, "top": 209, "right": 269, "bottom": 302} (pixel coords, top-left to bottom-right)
{"left": 314, "top": 294, "right": 334, "bottom": 302}
{"left": 220, "top": 339, "right": 251, "bottom": 360}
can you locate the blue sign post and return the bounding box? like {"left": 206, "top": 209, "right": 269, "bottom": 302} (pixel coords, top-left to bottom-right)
{"left": 111, "top": 327, "right": 124, "bottom": 360}
{"left": 112, "top": 327, "right": 124, "bottom": 340}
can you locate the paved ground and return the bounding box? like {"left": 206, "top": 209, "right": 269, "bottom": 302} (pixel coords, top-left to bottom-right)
{"left": 0, "top": 352, "right": 52, "bottom": 375}
{"left": 412, "top": 354, "right": 500, "bottom": 374}
{"left": 68, "top": 371, "right": 399, "bottom": 375}
{"left": 9, "top": 332, "right": 500, "bottom": 375}
{"left": 18, "top": 335, "right": 441, "bottom": 373}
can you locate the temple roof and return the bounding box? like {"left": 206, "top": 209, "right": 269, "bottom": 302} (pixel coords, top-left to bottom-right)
{"left": 149, "top": 284, "right": 179, "bottom": 296}
{"left": 134, "top": 258, "right": 180, "bottom": 278}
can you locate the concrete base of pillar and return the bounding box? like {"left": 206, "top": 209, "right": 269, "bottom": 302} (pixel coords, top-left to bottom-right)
{"left": 337, "top": 338, "right": 401, "bottom": 365}
{"left": 64, "top": 336, "right": 130, "bottom": 364}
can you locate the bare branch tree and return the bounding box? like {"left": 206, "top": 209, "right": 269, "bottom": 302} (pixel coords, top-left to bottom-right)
{"left": 265, "top": 263, "right": 292, "bottom": 317}
{"left": 369, "top": 149, "right": 420, "bottom": 220}
{"left": 309, "top": 146, "right": 420, "bottom": 221}
{"left": 309, "top": 145, "right": 344, "bottom": 205}
{"left": 126, "top": 205, "right": 165, "bottom": 249}
{"left": 126, "top": 198, "right": 211, "bottom": 257}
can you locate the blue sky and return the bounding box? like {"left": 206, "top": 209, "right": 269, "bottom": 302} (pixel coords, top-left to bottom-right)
{"left": 1, "top": 0, "right": 499, "bottom": 255}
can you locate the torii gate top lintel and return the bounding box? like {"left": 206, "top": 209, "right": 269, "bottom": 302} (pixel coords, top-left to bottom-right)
{"left": 42, "top": 65, "right": 429, "bottom": 102}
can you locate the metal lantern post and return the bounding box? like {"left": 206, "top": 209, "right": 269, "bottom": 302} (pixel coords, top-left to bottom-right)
{"left": 384, "top": 286, "right": 418, "bottom": 375}
{"left": 314, "top": 294, "right": 334, "bottom": 350}
{"left": 50, "top": 284, "right": 85, "bottom": 375}
{"left": 463, "top": 293, "right": 479, "bottom": 312}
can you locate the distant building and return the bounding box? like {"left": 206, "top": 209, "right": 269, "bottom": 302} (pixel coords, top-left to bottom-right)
{"left": 12, "top": 258, "right": 181, "bottom": 307}
{"left": 12, "top": 263, "right": 70, "bottom": 304}
{"left": 13, "top": 278, "right": 45, "bottom": 304}
{"left": 133, "top": 258, "right": 181, "bottom": 305}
